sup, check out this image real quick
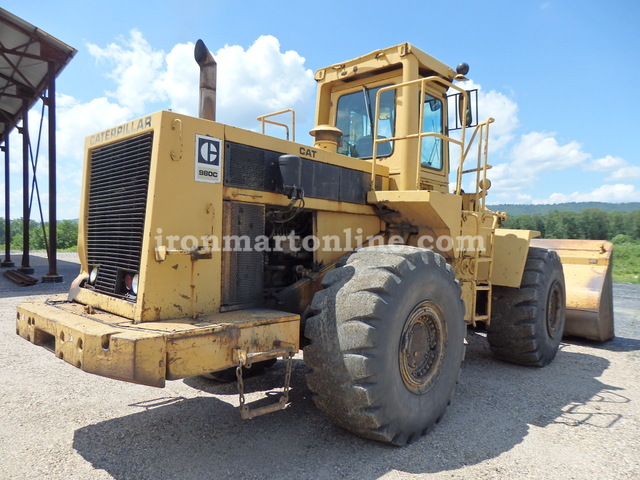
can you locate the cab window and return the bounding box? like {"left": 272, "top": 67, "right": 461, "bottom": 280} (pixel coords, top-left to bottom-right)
{"left": 421, "top": 94, "right": 443, "bottom": 170}
{"left": 336, "top": 85, "right": 395, "bottom": 158}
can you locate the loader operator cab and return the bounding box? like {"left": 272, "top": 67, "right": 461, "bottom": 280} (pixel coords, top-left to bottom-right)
{"left": 335, "top": 85, "right": 396, "bottom": 159}
{"left": 335, "top": 86, "right": 445, "bottom": 167}
{"left": 312, "top": 43, "right": 473, "bottom": 193}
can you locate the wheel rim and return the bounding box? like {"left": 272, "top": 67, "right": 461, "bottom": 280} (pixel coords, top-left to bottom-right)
{"left": 399, "top": 300, "right": 447, "bottom": 394}
{"left": 546, "top": 280, "right": 563, "bottom": 336}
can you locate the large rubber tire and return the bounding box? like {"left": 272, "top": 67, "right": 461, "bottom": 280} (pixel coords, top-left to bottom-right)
{"left": 303, "top": 245, "right": 466, "bottom": 445}
{"left": 488, "top": 247, "right": 566, "bottom": 367}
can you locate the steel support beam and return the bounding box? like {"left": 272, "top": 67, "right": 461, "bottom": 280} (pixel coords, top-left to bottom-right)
{"left": 18, "top": 104, "right": 33, "bottom": 274}
{"left": 1, "top": 134, "right": 14, "bottom": 267}
{"left": 42, "top": 62, "right": 62, "bottom": 283}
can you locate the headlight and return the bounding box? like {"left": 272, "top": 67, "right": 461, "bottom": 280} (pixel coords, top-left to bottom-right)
{"left": 89, "top": 267, "right": 99, "bottom": 284}
{"left": 124, "top": 273, "right": 139, "bottom": 295}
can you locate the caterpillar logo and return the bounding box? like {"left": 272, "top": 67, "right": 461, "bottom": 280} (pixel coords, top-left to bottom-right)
{"left": 195, "top": 135, "right": 222, "bottom": 183}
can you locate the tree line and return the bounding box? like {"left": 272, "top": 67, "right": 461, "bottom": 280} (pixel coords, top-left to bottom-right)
{"left": 502, "top": 208, "right": 640, "bottom": 242}
{"left": 0, "top": 218, "right": 79, "bottom": 250}
{"left": 489, "top": 201, "right": 640, "bottom": 216}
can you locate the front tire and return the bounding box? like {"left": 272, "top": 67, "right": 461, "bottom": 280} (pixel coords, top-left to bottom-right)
{"left": 303, "top": 246, "right": 466, "bottom": 445}
{"left": 488, "top": 247, "right": 566, "bottom": 367}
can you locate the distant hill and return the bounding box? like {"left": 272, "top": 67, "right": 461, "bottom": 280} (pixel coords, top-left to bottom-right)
{"left": 487, "top": 202, "right": 640, "bottom": 216}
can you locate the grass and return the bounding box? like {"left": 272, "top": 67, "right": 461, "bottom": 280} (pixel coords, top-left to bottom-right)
{"left": 612, "top": 242, "right": 640, "bottom": 284}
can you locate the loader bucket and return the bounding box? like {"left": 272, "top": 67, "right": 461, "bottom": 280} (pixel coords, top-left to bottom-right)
{"left": 531, "top": 239, "right": 614, "bottom": 342}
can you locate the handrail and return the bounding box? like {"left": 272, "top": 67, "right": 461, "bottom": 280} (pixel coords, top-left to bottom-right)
{"left": 369, "top": 75, "right": 495, "bottom": 212}
{"left": 370, "top": 76, "right": 468, "bottom": 189}
{"left": 257, "top": 109, "right": 296, "bottom": 141}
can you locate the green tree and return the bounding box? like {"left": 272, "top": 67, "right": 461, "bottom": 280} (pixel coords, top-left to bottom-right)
{"left": 608, "top": 211, "right": 627, "bottom": 239}
{"left": 30, "top": 222, "right": 46, "bottom": 250}
{"left": 10, "top": 218, "right": 22, "bottom": 239}
{"left": 10, "top": 232, "right": 23, "bottom": 250}
{"left": 625, "top": 211, "right": 640, "bottom": 239}
{"left": 510, "top": 213, "right": 535, "bottom": 230}
{"left": 562, "top": 211, "right": 582, "bottom": 239}
{"left": 5, "top": 218, "right": 76, "bottom": 251}
{"left": 545, "top": 210, "right": 567, "bottom": 239}
{"left": 533, "top": 213, "right": 546, "bottom": 237}
{"left": 57, "top": 220, "right": 79, "bottom": 249}
{"left": 579, "top": 209, "right": 609, "bottom": 240}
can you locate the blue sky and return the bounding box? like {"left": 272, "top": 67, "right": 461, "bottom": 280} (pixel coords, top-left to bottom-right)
{"left": 2, "top": 0, "right": 639, "bottom": 219}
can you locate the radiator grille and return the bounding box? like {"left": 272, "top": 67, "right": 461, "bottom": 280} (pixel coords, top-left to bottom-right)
{"left": 86, "top": 133, "right": 153, "bottom": 300}
{"left": 222, "top": 201, "right": 265, "bottom": 309}
{"left": 225, "top": 142, "right": 273, "bottom": 191}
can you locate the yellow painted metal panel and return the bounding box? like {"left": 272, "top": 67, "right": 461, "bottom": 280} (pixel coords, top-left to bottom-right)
{"left": 367, "top": 189, "right": 462, "bottom": 240}
{"left": 532, "top": 239, "right": 614, "bottom": 341}
{"left": 224, "top": 187, "right": 380, "bottom": 216}
{"left": 166, "top": 320, "right": 299, "bottom": 379}
{"left": 17, "top": 296, "right": 300, "bottom": 387}
{"left": 314, "top": 43, "right": 455, "bottom": 89}
{"left": 138, "top": 112, "right": 225, "bottom": 321}
{"left": 16, "top": 297, "right": 166, "bottom": 387}
{"left": 314, "top": 211, "right": 384, "bottom": 265}
{"left": 491, "top": 229, "right": 539, "bottom": 287}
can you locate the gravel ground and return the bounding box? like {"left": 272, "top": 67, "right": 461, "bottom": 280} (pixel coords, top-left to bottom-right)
{"left": 1, "top": 252, "right": 639, "bottom": 480}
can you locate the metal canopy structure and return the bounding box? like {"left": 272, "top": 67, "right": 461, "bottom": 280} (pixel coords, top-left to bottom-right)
{"left": 0, "top": 8, "right": 76, "bottom": 281}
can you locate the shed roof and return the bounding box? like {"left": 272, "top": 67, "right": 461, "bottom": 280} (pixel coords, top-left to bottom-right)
{"left": 0, "top": 8, "right": 76, "bottom": 144}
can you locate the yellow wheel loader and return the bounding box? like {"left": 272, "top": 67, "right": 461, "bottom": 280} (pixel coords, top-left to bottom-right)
{"left": 16, "top": 40, "right": 614, "bottom": 445}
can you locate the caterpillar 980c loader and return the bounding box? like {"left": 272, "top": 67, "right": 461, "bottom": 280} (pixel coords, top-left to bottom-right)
{"left": 16, "top": 40, "right": 614, "bottom": 445}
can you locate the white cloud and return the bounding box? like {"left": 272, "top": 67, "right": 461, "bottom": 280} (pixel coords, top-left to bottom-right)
{"left": 85, "top": 32, "right": 315, "bottom": 132}
{"left": 215, "top": 35, "right": 315, "bottom": 129}
{"left": 605, "top": 165, "right": 640, "bottom": 182}
{"left": 154, "top": 42, "right": 199, "bottom": 115}
{"left": 485, "top": 131, "right": 591, "bottom": 200}
{"left": 480, "top": 89, "right": 519, "bottom": 152}
{"left": 585, "top": 155, "right": 626, "bottom": 172}
{"left": 582, "top": 154, "right": 640, "bottom": 182}
{"left": 510, "top": 131, "right": 589, "bottom": 173}
{"left": 57, "top": 94, "right": 132, "bottom": 162}
{"left": 87, "top": 30, "right": 166, "bottom": 114}
{"left": 535, "top": 184, "right": 640, "bottom": 204}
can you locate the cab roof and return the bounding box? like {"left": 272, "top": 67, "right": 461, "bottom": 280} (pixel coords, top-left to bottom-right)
{"left": 314, "top": 43, "right": 457, "bottom": 85}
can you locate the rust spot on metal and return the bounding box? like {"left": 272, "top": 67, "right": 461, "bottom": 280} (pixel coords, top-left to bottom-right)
{"left": 190, "top": 250, "right": 212, "bottom": 261}
{"left": 222, "top": 326, "right": 241, "bottom": 343}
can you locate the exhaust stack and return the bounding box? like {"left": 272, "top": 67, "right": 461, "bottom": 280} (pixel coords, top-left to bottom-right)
{"left": 194, "top": 39, "right": 217, "bottom": 121}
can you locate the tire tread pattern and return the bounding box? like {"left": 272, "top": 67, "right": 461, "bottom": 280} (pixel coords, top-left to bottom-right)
{"left": 304, "top": 245, "right": 465, "bottom": 445}
{"left": 488, "top": 247, "right": 566, "bottom": 367}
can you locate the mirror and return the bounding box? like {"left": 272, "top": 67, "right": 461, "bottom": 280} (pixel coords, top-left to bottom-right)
{"left": 458, "top": 92, "right": 473, "bottom": 127}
